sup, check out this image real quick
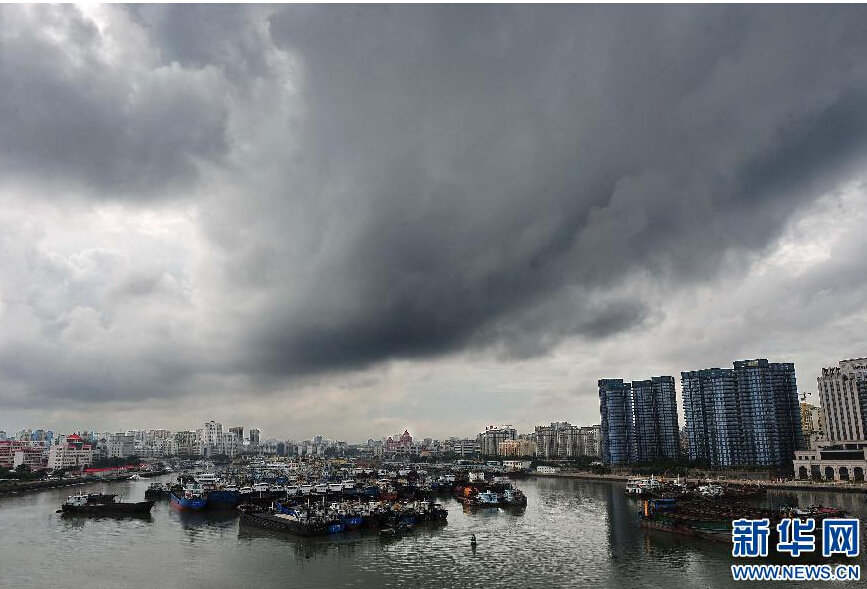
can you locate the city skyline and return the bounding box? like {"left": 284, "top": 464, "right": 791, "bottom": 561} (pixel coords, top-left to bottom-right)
{"left": 2, "top": 5, "right": 867, "bottom": 440}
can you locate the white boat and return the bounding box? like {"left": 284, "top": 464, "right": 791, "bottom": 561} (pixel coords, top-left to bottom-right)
{"left": 195, "top": 473, "right": 218, "bottom": 484}
{"left": 313, "top": 483, "right": 329, "bottom": 494}
{"left": 285, "top": 485, "right": 301, "bottom": 495}
{"left": 328, "top": 482, "right": 344, "bottom": 493}
{"left": 252, "top": 482, "right": 270, "bottom": 493}
{"left": 299, "top": 484, "right": 314, "bottom": 494}
{"left": 341, "top": 480, "right": 356, "bottom": 491}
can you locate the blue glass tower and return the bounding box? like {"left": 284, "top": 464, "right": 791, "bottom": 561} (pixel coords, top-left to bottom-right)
{"left": 598, "top": 379, "right": 636, "bottom": 464}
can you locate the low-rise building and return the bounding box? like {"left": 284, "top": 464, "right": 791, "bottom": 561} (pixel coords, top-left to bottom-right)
{"left": 13, "top": 447, "right": 45, "bottom": 471}
{"left": 793, "top": 441, "right": 867, "bottom": 481}
{"left": 536, "top": 465, "right": 560, "bottom": 474}
{"left": 502, "top": 460, "right": 532, "bottom": 471}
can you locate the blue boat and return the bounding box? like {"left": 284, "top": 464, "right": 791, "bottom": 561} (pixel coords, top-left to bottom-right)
{"left": 327, "top": 520, "right": 345, "bottom": 533}
{"left": 170, "top": 489, "right": 208, "bottom": 511}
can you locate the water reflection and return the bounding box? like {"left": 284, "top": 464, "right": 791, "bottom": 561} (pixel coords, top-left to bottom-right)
{"left": 2, "top": 476, "right": 865, "bottom": 589}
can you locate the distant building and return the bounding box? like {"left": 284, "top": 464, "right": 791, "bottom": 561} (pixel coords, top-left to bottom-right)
{"left": 13, "top": 446, "right": 45, "bottom": 470}
{"left": 48, "top": 434, "right": 93, "bottom": 471}
{"left": 498, "top": 438, "right": 535, "bottom": 457}
{"left": 107, "top": 433, "right": 135, "bottom": 458}
{"left": 480, "top": 425, "right": 516, "bottom": 456}
{"left": 632, "top": 376, "right": 680, "bottom": 462}
{"left": 1, "top": 440, "right": 46, "bottom": 469}
{"left": 502, "top": 460, "right": 533, "bottom": 471}
{"left": 534, "top": 422, "right": 597, "bottom": 459}
{"left": 536, "top": 465, "right": 560, "bottom": 474}
{"left": 248, "top": 428, "right": 261, "bottom": 447}
{"left": 445, "top": 438, "right": 480, "bottom": 457}
{"left": 229, "top": 427, "right": 244, "bottom": 442}
{"left": 800, "top": 401, "right": 823, "bottom": 449}
{"left": 579, "top": 425, "right": 602, "bottom": 458}
{"left": 598, "top": 379, "right": 636, "bottom": 465}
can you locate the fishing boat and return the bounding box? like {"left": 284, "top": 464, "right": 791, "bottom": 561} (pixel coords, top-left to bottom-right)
{"left": 170, "top": 487, "right": 208, "bottom": 511}
{"left": 144, "top": 482, "right": 166, "bottom": 500}
{"left": 61, "top": 492, "right": 154, "bottom": 515}
{"left": 238, "top": 504, "right": 329, "bottom": 536}
{"left": 206, "top": 487, "right": 240, "bottom": 509}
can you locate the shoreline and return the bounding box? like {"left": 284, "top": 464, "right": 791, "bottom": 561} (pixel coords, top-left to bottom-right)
{"left": 0, "top": 475, "right": 135, "bottom": 497}
{"left": 530, "top": 471, "right": 867, "bottom": 494}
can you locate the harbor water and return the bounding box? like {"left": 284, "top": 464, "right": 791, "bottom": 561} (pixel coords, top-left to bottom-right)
{"left": 1, "top": 476, "right": 865, "bottom": 588}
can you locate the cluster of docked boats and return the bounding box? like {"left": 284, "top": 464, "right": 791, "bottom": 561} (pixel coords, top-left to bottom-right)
{"left": 454, "top": 475, "right": 528, "bottom": 508}
{"left": 153, "top": 470, "right": 467, "bottom": 512}
{"left": 625, "top": 476, "right": 765, "bottom": 500}
{"left": 640, "top": 496, "right": 850, "bottom": 547}
{"left": 238, "top": 498, "right": 448, "bottom": 538}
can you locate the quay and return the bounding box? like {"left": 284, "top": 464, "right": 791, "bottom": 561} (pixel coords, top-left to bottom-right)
{"left": 530, "top": 470, "right": 867, "bottom": 494}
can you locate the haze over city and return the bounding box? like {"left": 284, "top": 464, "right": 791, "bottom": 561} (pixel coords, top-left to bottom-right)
{"left": 2, "top": 4, "right": 867, "bottom": 441}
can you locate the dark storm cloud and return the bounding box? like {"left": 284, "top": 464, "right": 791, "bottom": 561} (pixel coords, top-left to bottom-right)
{"left": 232, "top": 5, "right": 867, "bottom": 375}
{"left": 2, "top": 4, "right": 867, "bottom": 412}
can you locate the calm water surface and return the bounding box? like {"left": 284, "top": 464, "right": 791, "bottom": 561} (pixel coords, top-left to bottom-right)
{"left": 1, "top": 476, "right": 865, "bottom": 588}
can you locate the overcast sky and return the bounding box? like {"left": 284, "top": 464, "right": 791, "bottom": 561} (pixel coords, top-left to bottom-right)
{"left": 2, "top": 5, "right": 867, "bottom": 442}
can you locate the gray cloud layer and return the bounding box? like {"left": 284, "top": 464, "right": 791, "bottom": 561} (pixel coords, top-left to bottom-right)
{"left": 1, "top": 5, "right": 867, "bottom": 436}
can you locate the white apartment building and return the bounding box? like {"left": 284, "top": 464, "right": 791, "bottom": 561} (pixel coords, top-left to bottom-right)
{"left": 817, "top": 358, "right": 867, "bottom": 442}
{"left": 48, "top": 435, "right": 93, "bottom": 471}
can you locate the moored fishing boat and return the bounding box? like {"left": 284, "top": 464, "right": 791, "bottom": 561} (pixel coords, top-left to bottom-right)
{"left": 239, "top": 504, "right": 329, "bottom": 536}
{"left": 170, "top": 487, "right": 208, "bottom": 511}
{"left": 206, "top": 488, "right": 239, "bottom": 509}
{"left": 61, "top": 492, "right": 154, "bottom": 515}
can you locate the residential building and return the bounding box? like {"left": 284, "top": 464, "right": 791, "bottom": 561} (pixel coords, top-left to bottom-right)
{"left": 632, "top": 376, "right": 680, "bottom": 462}
{"left": 14, "top": 447, "right": 45, "bottom": 470}
{"left": 535, "top": 422, "right": 595, "bottom": 459}
{"left": 682, "top": 368, "right": 741, "bottom": 466}
{"left": 498, "top": 438, "right": 536, "bottom": 457}
{"left": 734, "top": 359, "right": 803, "bottom": 470}
{"left": 579, "top": 425, "right": 602, "bottom": 458}
{"left": 1, "top": 440, "right": 46, "bottom": 469}
{"left": 480, "top": 425, "right": 516, "bottom": 456}
{"left": 248, "top": 428, "right": 261, "bottom": 447}
{"left": 47, "top": 435, "right": 93, "bottom": 471}
{"left": 107, "top": 433, "right": 135, "bottom": 458}
{"left": 229, "top": 427, "right": 244, "bottom": 442}
{"left": 598, "top": 379, "right": 636, "bottom": 464}
{"left": 682, "top": 359, "right": 803, "bottom": 472}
